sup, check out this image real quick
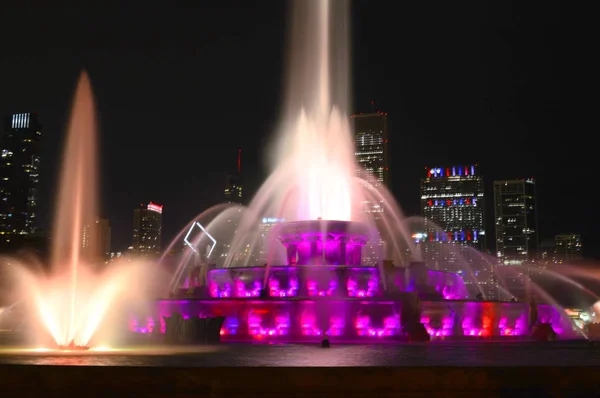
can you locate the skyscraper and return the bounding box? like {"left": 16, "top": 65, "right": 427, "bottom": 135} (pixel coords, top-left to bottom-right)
{"left": 553, "top": 233, "right": 582, "bottom": 264}
{"left": 132, "top": 202, "right": 162, "bottom": 256}
{"left": 224, "top": 149, "right": 243, "bottom": 204}
{"left": 493, "top": 179, "right": 538, "bottom": 265}
{"left": 421, "top": 165, "right": 491, "bottom": 295}
{"left": 82, "top": 218, "right": 111, "bottom": 262}
{"left": 0, "top": 113, "right": 42, "bottom": 249}
{"left": 352, "top": 111, "right": 389, "bottom": 264}
{"left": 351, "top": 111, "right": 389, "bottom": 188}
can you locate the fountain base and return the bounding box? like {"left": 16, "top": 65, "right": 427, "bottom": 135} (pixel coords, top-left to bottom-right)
{"left": 57, "top": 341, "right": 90, "bottom": 351}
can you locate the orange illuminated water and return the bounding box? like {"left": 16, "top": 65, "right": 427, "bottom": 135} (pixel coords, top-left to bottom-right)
{"left": 7, "top": 72, "right": 150, "bottom": 348}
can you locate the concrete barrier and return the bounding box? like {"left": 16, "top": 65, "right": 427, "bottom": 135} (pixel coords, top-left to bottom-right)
{"left": 1, "top": 365, "right": 598, "bottom": 397}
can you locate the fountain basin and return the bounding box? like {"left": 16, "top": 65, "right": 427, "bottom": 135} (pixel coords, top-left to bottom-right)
{"left": 130, "top": 298, "right": 574, "bottom": 342}
{"left": 57, "top": 342, "right": 90, "bottom": 351}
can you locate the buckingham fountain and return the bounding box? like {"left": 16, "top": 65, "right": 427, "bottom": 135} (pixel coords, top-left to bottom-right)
{"left": 0, "top": 0, "right": 587, "bottom": 350}
{"left": 128, "top": 0, "right": 577, "bottom": 344}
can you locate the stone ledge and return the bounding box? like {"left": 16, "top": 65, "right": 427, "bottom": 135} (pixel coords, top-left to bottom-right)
{"left": 0, "top": 365, "right": 598, "bottom": 397}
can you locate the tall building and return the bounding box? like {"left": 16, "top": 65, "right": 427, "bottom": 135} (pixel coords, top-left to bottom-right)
{"left": 351, "top": 111, "right": 389, "bottom": 188}
{"left": 553, "top": 233, "right": 582, "bottom": 264}
{"left": 224, "top": 149, "right": 243, "bottom": 204}
{"left": 493, "top": 179, "right": 538, "bottom": 265}
{"left": 82, "top": 218, "right": 111, "bottom": 261}
{"left": 132, "top": 202, "right": 163, "bottom": 256}
{"left": 421, "top": 165, "right": 486, "bottom": 266}
{"left": 256, "top": 217, "right": 286, "bottom": 264}
{"left": 421, "top": 165, "right": 491, "bottom": 296}
{"left": 0, "top": 113, "right": 42, "bottom": 249}
{"left": 351, "top": 111, "right": 389, "bottom": 264}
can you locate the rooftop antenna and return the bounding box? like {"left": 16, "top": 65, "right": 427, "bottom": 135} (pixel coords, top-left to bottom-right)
{"left": 237, "top": 149, "right": 242, "bottom": 174}
{"left": 370, "top": 100, "right": 375, "bottom": 113}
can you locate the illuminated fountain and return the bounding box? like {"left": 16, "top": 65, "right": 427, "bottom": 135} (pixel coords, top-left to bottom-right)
{"left": 1, "top": 72, "right": 150, "bottom": 350}
{"left": 128, "top": 0, "right": 579, "bottom": 343}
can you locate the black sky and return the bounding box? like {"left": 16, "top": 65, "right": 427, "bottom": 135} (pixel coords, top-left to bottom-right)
{"left": 1, "top": 1, "right": 578, "bottom": 256}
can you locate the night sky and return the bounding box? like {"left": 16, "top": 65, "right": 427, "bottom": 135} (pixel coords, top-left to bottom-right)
{"left": 1, "top": 1, "right": 576, "bottom": 256}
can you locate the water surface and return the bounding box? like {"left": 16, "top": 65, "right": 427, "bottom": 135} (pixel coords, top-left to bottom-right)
{"left": 1, "top": 342, "right": 598, "bottom": 367}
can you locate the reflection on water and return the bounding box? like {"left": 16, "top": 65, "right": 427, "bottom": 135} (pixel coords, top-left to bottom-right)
{"left": 1, "top": 342, "right": 599, "bottom": 367}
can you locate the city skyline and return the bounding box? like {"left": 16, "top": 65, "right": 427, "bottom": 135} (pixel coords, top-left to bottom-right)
{"left": 0, "top": 1, "right": 570, "bottom": 257}
{"left": 1, "top": 110, "right": 580, "bottom": 262}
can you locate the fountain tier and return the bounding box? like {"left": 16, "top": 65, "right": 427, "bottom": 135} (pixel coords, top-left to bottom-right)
{"left": 279, "top": 220, "right": 370, "bottom": 266}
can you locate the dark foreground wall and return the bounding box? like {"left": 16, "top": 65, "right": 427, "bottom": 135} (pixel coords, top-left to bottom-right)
{"left": 1, "top": 365, "right": 598, "bottom": 397}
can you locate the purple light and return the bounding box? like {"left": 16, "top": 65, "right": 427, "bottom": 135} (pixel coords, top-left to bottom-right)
{"left": 355, "top": 314, "right": 400, "bottom": 337}
{"left": 248, "top": 312, "right": 290, "bottom": 338}
{"left": 235, "top": 280, "right": 262, "bottom": 297}
{"left": 347, "top": 276, "right": 379, "bottom": 298}
{"left": 421, "top": 315, "right": 453, "bottom": 337}
{"left": 300, "top": 313, "right": 345, "bottom": 336}
{"left": 221, "top": 316, "right": 240, "bottom": 336}
{"left": 210, "top": 282, "right": 232, "bottom": 298}
{"left": 269, "top": 276, "right": 299, "bottom": 297}
{"left": 497, "top": 316, "right": 526, "bottom": 336}
{"left": 306, "top": 279, "right": 338, "bottom": 297}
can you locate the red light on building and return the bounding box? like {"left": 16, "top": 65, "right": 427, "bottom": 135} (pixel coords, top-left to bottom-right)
{"left": 464, "top": 166, "right": 469, "bottom": 176}
{"left": 446, "top": 168, "right": 450, "bottom": 176}
{"left": 147, "top": 202, "right": 163, "bottom": 214}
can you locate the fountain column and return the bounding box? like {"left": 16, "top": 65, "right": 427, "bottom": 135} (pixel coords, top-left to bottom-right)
{"left": 286, "top": 243, "right": 298, "bottom": 266}
{"left": 310, "top": 240, "right": 319, "bottom": 265}
{"left": 339, "top": 237, "right": 347, "bottom": 265}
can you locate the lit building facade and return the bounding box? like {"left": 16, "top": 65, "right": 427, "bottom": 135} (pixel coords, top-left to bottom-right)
{"left": 351, "top": 111, "right": 389, "bottom": 188}
{"left": 421, "top": 165, "right": 491, "bottom": 297}
{"left": 82, "top": 218, "right": 111, "bottom": 261}
{"left": 256, "top": 217, "right": 285, "bottom": 264}
{"left": 493, "top": 179, "right": 538, "bottom": 265}
{"left": 132, "top": 202, "right": 162, "bottom": 256}
{"left": 224, "top": 149, "right": 243, "bottom": 204}
{"left": 351, "top": 112, "right": 389, "bottom": 264}
{"left": 0, "top": 113, "right": 42, "bottom": 249}
{"left": 553, "top": 233, "right": 582, "bottom": 264}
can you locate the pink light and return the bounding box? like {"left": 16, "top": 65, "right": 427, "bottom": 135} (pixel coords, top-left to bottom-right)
{"left": 347, "top": 277, "right": 379, "bottom": 298}
{"left": 300, "top": 313, "right": 345, "bottom": 336}
{"left": 269, "top": 277, "right": 298, "bottom": 298}
{"left": 235, "top": 280, "right": 262, "bottom": 297}
{"left": 355, "top": 314, "right": 399, "bottom": 337}
{"left": 422, "top": 315, "right": 454, "bottom": 337}
{"left": 209, "top": 282, "right": 232, "bottom": 298}
{"left": 147, "top": 202, "right": 163, "bottom": 214}
{"left": 306, "top": 280, "right": 337, "bottom": 297}
{"left": 248, "top": 312, "right": 290, "bottom": 338}
{"left": 221, "top": 317, "right": 239, "bottom": 335}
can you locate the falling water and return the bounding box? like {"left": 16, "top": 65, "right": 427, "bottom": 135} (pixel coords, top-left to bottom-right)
{"left": 270, "top": 0, "right": 357, "bottom": 222}
{"left": 46, "top": 72, "right": 98, "bottom": 346}
{"left": 168, "top": 0, "right": 419, "bottom": 288}
{"left": 6, "top": 71, "right": 149, "bottom": 348}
